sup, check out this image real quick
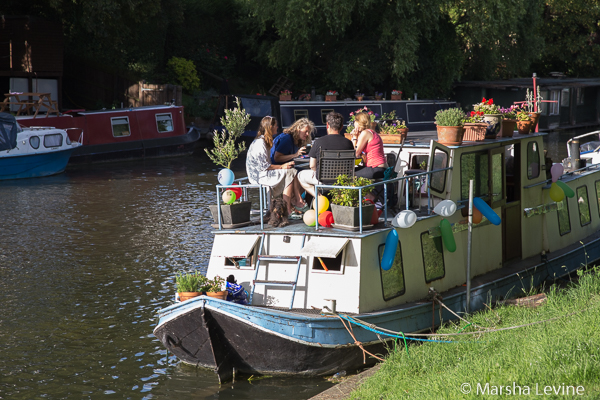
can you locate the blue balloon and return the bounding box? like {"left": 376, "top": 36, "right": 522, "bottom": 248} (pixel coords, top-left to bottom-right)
{"left": 381, "top": 229, "right": 398, "bottom": 271}
{"left": 473, "top": 197, "right": 501, "bottom": 226}
{"left": 218, "top": 169, "right": 235, "bottom": 186}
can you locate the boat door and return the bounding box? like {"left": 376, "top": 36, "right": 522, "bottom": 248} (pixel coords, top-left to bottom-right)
{"left": 427, "top": 140, "right": 453, "bottom": 200}
{"left": 503, "top": 143, "right": 521, "bottom": 261}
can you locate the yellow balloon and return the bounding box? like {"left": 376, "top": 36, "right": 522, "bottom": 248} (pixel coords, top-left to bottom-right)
{"left": 303, "top": 209, "right": 316, "bottom": 226}
{"left": 313, "top": 195, "right": 329, "bottom": 214}
{"left": 355, "top": 159, "right": 361, "bottom": 166}
{"left": 222, "top": 190, "right": 236, "bottom": 205}
{"left": 549, "top": 182, "right": 565, "bottom": 202}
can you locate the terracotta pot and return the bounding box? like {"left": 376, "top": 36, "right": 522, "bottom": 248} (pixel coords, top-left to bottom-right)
{"left": 325, "top": 95, "right": 337, "bottom": 102}
{"left": 391, "top": 94, "right": 402, "bottom": 100}
{"left": 179, "top": 292, "right": 201, "bottom": 302}
{"left": 436, "top": 126, "right": 464, "bottom": 146}
{"left": 528, "top": 112, "right": 541, "bottom": 132}
{"left": 516, "top": 120, "right": 532, "bottom": 134}
{"left": 500, "top": 119, "right": 516, "bottom": 138}
{"left": 279, "top": 95, "right": 292, "bottom": 101}
{"left": 482, "top": 113, "right": 503, "bottom": 139}
{"left": 206, "top": 290, "right": 228, "bottom": 300}
{"left": 356, "top": 96, "right": 363, "bottom": 101}
{"left": 463, "top": 123, "right": 487, "bottom": 141}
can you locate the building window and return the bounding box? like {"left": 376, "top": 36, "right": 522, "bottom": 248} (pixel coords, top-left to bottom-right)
{"left": 294, "top": 109, "right": 308, "bottom": 121}
{"left": 527, "top": 141, "right": 540, "bottom": 180}
{"left": 43, "top": 133, "right": 63, "bottom": 148}
{"left": 321, "top": 109, "right": 334, "bottom": 124}
{"left": 576, "top": 186, "right": 591, "bottom": 226}
{"left": 29, "top": 136, "right": 40, "bottom": 149}
{"left": 561, "top": 88, "right": 570, "bottom": 107}
{"left": 111, "top": 117, "right": 131, "bottom": 137}
{"left": 421, "top": 231, "right": 445, "bottom": 283}
{"left": 378, "top": 241, "right": 405, "bottom": 301}
{"left": 557, "top": 198, "right": 571, "bottom": 236}
{"left": 576, "top": 88, "right": 584, "bottom": 105}
{"left": 156, "top": 113, "right": 174, "bottom": 133}
{"left": 549, "top": 90, "right": 560, "bottom": 115}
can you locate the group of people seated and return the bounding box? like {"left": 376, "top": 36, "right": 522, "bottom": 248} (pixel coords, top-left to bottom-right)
{"left": 245, "top": 111, "right": 388, "bottom": 220}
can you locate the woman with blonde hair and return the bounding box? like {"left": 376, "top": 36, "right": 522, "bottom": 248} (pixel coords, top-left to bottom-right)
{"left": 270, "top": 118, "right": 315, "bottom": 165}
{"left": 246, "top": 116, "right": 307, "bottom": 218}
{"left": 350, "top": 112, "right": 387, "bottom": 179}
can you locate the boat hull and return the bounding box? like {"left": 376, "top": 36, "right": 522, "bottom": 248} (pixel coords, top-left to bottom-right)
{"left": 0, "top": 148, "right": 75, "bottom": 180}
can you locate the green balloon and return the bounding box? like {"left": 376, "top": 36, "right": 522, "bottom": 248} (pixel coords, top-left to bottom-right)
{"left": 556, "top": 180, "right": 575, "bottom": 198}
{"left": 439, "top": 218, "right": 456, "bottom": 253}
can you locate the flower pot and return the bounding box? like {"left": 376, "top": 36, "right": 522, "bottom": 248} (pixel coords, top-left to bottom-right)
{"left": 391, "top": 94, "right": 402, "bottom": 100}
{"left": 209, "top": 201, "right": 252, "bottom": 226}
{"left": 325, "top": 95, "right": 337, "bottom": 102}
{"left": 499, "top": 119, "right": 516, "bottom": 138}
{"left": 528, "top": 112, "right": 541, "bottom": 132}
{"left": 331, "top": 203, "right": 375, "bottom": 230}
{"left": 206, "top": 290, "right": 228, "bottom": 300}
{"left": 482, "top": 113, "right": 502, "bottom": 139}
{"left": 279, "top": 94, "right": 292, "bottom": 101}
{"left": 436, "top": 126, "right": 464, "bottom": 146}
{"left": 356, "top": 96, "right": 364, "bottom": 101}
{"left": 463, "top": 123, "right": 487, "bottom": 141}
{"left": 516, "top": 120, "right": 532, "bottom": 135}
{"left": 179, "top": 292, "right": 202, "bottom": 302}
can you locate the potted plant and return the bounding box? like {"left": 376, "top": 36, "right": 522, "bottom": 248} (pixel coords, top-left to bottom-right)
{"left": 280, "top": 89, "right": 292, "bottom": 101}
{"left": 473, "top": 97, "right": 502, "bottom": 139}
{"left": 355, "top": 92, "right": 364, "bottom": 101}
{"left": 498, "top": 106, "right": 518, "bottom": 138}
{"left": 201, "top": 275, "right": 228, "bottom": 300}
{"left": 379, "top": 111, "right": 408, "bottom": 143}
{"left": 516, "top": 106, "right": 532, "bottom": 134}
{"left": 463, "top": 111, "right": 487, "bottom": 141}
{"left": 391, "top": 90, "right": 402, "bottom": 100}
{"left": 329, "top": 175, "right": 375, "bottom": 230}
{"left": 345, "top": 106, "right": 379, "bottom": 137}
{"left": 374, "top": 92, "right": 383, "bottom": 100}
{"left": 176, "top": 271, "right": 208, "bottom": 302}
{"left": 206, "top": 97, "right": 252, "bottom": 227}
{"left": 525, "top": 88, "right": 543, "bottom": 132}
{"left": 326, "top": 90, "right": 338, "bottom": 102}
{"left": 434, "top": 108, "right": 466, "bottom": 146}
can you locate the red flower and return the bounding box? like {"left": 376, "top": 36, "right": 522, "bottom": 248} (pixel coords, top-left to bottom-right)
{"left": 487, "top": 98, "right": 494, "bottom": 105}
{"left": 470, "top": 111, "right": 476, "bottom": 116}
{"left": 477, "top": 111, "right": 484, "bottom": 116}
{"left": 482, "top": 97, "right": 487, "bottom": 103}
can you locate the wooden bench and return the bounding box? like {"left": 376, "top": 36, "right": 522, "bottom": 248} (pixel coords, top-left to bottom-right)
{"left": 2, "top": 92, "right": 59, "bottom": 117}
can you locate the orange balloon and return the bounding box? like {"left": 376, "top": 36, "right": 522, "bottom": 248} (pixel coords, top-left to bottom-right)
{"left": 473, "top": 207, "right": 482, "bottom": 224}
{"left": 318, "top": 211, "right": 334, "bottom": 227}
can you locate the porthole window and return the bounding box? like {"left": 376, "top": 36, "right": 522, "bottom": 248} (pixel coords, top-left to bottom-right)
{"left": 378, "top": 240, "right": 405, "bottom": 300}
{"left": 421, "top": 231, "right": 445, "bottom": 283}
{"left": 43, "top": 133, "right": 63, "bottom": 148}
{"left": 29, "top": 136, "right": 40, "bottom": 149}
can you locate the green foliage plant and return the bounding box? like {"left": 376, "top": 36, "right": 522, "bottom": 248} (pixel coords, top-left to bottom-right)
{"left": 346, "top": 106, "right": 379, "bottom": 134}
{"left": 330, "top": 175, "right": 374, "bottom": 207}
{"left": 167, "top": 57, "right": 200, "bottom": 93}
{"left": 516, "top": 106, "right": 531, "bottom": 121}
{"left": 205, "top": 97, "right": 250, "bottom": 169}
{"left": 434, "top": 108, "right": 466, "bottom": 127}
{"left": 175, "top": 271, "right": 208, "bottom": 293}
{"left": 201, "top": 275, "right": 226, "bottom": 292}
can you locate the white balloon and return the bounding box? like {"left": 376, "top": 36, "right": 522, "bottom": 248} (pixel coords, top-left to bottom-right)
{"left": 433, "top": 200, "right": 457, "bottom": 217}
{"left": 393, "top": 210, "right": 417, "bottom": 228}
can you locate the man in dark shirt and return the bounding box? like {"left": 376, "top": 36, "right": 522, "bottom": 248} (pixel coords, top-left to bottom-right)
{"left": 298, "top": 112, "right": 354, "bottom": 198}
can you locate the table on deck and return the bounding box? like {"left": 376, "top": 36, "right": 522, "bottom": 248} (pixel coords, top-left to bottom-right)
{"left": 1, "top": 92, "right": 59, "bottom": 117}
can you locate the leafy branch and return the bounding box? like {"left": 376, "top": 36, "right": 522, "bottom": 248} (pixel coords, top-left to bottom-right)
{"left": 205, "top": 97, "right": 250, "bottom": 169}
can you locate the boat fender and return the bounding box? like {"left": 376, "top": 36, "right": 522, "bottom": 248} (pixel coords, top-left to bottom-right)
{"left": 381, "top": 229, "right": 398, "bottom": 271}
{"left": 473, "top": 197, "right": 501, "bottom": 226}
{"left": 556, "top": 180, "right": 574, "bottom": 198}
{"left": 439, "top": 219, "right": 456, "bottom": 252}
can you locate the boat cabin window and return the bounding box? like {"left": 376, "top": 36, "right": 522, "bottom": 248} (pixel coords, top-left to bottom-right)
{"left": 410, "top": 154, "right": 428, "bottom": 170}
{"left": 549, "top": 90, "right": 560, "bottom": 115}
{"left": 29, "top": 136, "right": 40, "bottom": 149}
{"left": 294, "top": 109, "right": 309, "bottom": 121}
{"left": 595, "top": 180, "right": 600, "bottom": 217}
{"left": 576, "top": 186, "right": 591, "bottom": 226}
{"left": 111, "top": 117, "right": 131, "bottom": 137}
{"left": 321, "top": 109, "right": 334, "bottom": 124}
{"left": 420, "top": 231, "right": 445, "bottom": 283}
{"left": 561, "top": 89, "right": 570, "bottom": 107}
{"left": 527, "top": 142, "right": 540, "bottom": 180}
{"left": 43, "top": 133, "right": 63, "bottom": 148}
{"left": 461, "top": 151, "right": 489, "bottom": 200}
{"left": 312, "top": 252, "right": 343, "bottom": 272}
{"left": 576, "top": 88, "right": 584, "bottom": 105}
{"left": 557, "top": 198, "right": 571, "bottom": 236}
{"left": 224, "top": 246, "right": 256, "bottom": 269}
{"left": 430, "top": 148, "right": 449, "bottom": 193}
{"left": 378, "top": 241, "right": 405, "bottom": 300}
{"left": 156, "top": 113, "right": 174, "bottom": 133}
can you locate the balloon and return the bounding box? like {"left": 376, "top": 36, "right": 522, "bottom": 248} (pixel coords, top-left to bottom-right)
{"left": 218, "top": 169, "right": 234, "bottom": 186}
{"left": 313, "top": 195, "right": 329, "bottom": 214}
{"left": 472, "top": 207, "right": 483, "bottom": 224}
{"left": 222, "top": 190, "right": 236, "bottom": 204}
{"left": 355, "top": 159, "right": 361, "bottom": 166}
{"left": 473, "top": 197, "right": 501, "bottom": 226}
{"left": 392, "top": 210, "right": 417, "bottom": 228}
{"left": 229, "top": 183, "right": 243, "bottom": 200}
{"left": 381, "top": 230, "right": 399, "bottom": 271}
{"left": 439, "top": 219, "right": 456, "bottom": 252}
{"left": 550, "top": 163, "right": 564, "bottom": 183}
{"left": 318, "top": 211, "right": 334, "bottom": 227}
{"left": 549, "top": 182, "right": 565, "bottom": 202}
{"left": 556, "top": 180, "right": 574, "bottom": 198}
{"left": 303, "top": 209, "right": 316, "bottom": 226}
{"left": 433, "top": 200, "right": 457, "bottom": 217}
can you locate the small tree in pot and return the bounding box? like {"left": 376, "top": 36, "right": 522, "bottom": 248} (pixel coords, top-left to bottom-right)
{"left": 329, "top": 175, "right": 375, "bottom": 230}
{"left": 434, "top": 108, "right": 466, "bottom": 146}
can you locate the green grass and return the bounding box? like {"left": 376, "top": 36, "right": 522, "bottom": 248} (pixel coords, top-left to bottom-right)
{"left": 350, "top": 267, "right": 600, "bottom": 399}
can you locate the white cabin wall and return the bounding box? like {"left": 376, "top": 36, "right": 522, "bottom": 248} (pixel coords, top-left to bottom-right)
{"left": 520, "top": 137, "right": 546, "bottom": 259}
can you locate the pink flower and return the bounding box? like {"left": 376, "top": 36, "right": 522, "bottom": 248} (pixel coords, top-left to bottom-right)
{"left": 224, "top": 56, "right": 228, "bottom": 60}
{"left": 350, "top": 112, "right": 354, "bottom": 116}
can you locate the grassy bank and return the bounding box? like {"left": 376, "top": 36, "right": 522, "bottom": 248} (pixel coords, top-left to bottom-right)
{"left": 350, "top": 268, "right": 600, "bottom": 399}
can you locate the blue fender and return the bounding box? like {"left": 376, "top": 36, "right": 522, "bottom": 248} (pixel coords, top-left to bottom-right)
{"left": 381, "top": 229, "right": 398, "bottom": 271}
{"left": 473, "top": 197, "right": 501, "bottom": 226}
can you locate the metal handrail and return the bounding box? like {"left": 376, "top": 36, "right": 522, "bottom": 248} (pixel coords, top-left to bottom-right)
{"left": 215, "top": 178, "right": 267, "bottom": 230}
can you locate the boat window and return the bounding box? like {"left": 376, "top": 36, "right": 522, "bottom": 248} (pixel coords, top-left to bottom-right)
{"left": 111, "top": 117, "right": 131, "bottom": 137}
{"left": 321, "top": 109, "right": 334, "bottom": 124}
{"left": 156, "top": 113, "right": 174, "bottom": 133}
{"left": 312, "top": 252, "right": 343, "bottom": 272}
{"left": 557, "top": 198, "right": 571, "bottom": 236}
{"left": 224, "top": 246, "right": 256, "bottom": 269}
{"left": 576, "top": 88, "right": 584, "bottom": 105}
{"left": 294, "top": 109, "right": 308, "bottom": 121}
{"left": 549, "top": 90, "right": 560, "bottom": 115}
{"left": 302, "top": 237, "right": 348, "bottom": 273}
{"left": 527, "top": 142, "right": 540, "bottom": 180}
{"left": 240, "top": 97, "right": 272, "bottom": 117}
{"left": 430, "top": 148, "right": 448, "bottom": 193}
{"left": 420, "top": 231, "right": 445, "bottom": 283}
{"left": 576, "top": 186, "right": 591, "bottom": 226}
{"left": 540, "top": 90, "right": 549, "bottom": 115}
{"left": 561, "top": 89, "right": 570, "bottom": 107}
{"left": 490, "top": 148, "right": 505, "bottom": 207}
{"left": 595, "top": 180, "right": 600, "bottom": 217}
{"left": 29, "top": 136, "right": 40, "bottom": 149}
{"left": 378, "top": 241, "right": 405, "bottom": 300}
{"left": 43, "top": 133, "right": 63, "bottom": 148}
{"left": 461, "top": 151, "right": 489, "bottom": 200}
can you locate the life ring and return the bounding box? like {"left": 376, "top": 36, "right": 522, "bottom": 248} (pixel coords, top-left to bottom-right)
{"left": 381, "top": 229, "right": 398, "bottom": 271}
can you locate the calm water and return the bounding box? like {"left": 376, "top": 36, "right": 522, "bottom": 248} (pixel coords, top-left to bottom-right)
{"left": 0, "top": 153, "right": 332, "bottom": 399}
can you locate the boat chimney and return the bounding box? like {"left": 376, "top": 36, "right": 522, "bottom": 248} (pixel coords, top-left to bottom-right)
{"left": 569, "top": 139, "right": 580, "bottom": 171}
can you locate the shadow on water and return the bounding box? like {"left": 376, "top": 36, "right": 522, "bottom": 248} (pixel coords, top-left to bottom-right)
{"left": 0, "top": 151, "right": 335, "bottom": 399}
